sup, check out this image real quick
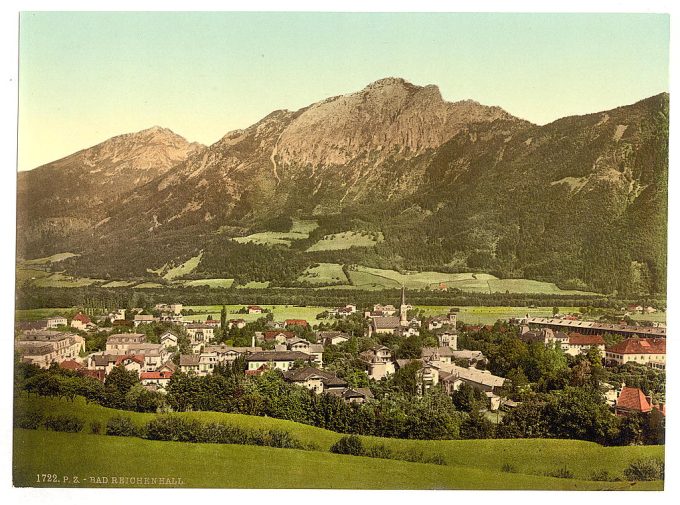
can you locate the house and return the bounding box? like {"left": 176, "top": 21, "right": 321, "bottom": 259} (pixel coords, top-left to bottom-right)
{"left": 285, "top": 319, "right": 308, "bottom": 328}
{"left": 370, "top": 316, "right": 401, "bottom": 335}
{"left": 329, "top": 305, "right": 356, "bottom": 317}
{"left": 160, "top": 331, "right": 178, "bottom": 349}
{"left": 140, "top": 371, "right": 173, "bottom": 391}
{"left": 156, "top": 361, "right": 177, "bottom": 374}
{"left": 204, "top": 318, "right": 221, "bottom": 329}
{"left": 605, "top": 338, "right": 666, "bottom": 366}
{"left": 179, "top": 354, "right": 201, "bottom": 374}
{"left": 521, "top": 317, "right": 665, "bottom": 338}
{"left": 327, "top": 387, "right": 374, "bottom": 404}
{"left": 265, "top": 320, "right": 287, "bottom": 330}
{"left": 133, "top": 314, "right": 158, "bottom": 327}
{"left": 435, "top": 363, "right": 507, "bottom": 395}
{"left": 395, "top": 359, "right": 440, "bottom": 393}
{"left": 359, "top": 346, "right": 394, "bottom": 380}
{"left": 317, "top": 331, "right": 351, "bottom": 346}
{"left": 185, "top": 323, "right": 215, "bottom": 343}
{"left": 245, "top": 351, "right": 312, "bottom": 372}
{"left": 203, "top": 345, "right": 263, "bottom": 364}
{"left": 614, "top": 386, "right": 665, "bottom": 417}
{"left": 564, "top": 333, "right": 606, "bottom": 357}
{"left": 105, "top": 333, "right": 146, "bottom": 352}
{"left": 228, "top": 319, "right": 247, "bottom": 329}
{"left": 59, "top": 359, "right": 84, "bottom": 371}
{"left": 626, "top": 304, "right": 644, "bottom": 314}
{"left": 262, "top": 330, "right": 294, "bottom": 344}
{"left": 154, "top": 303, "right": 183, "bottom": 315}
{"left": 15, "top": 330, "right": 86, "bottom": 368}
{"left": 113, "top": 355, "right": 145, "bottom": 375}
{"left": 70, "top": 312, "right": 92, "bottom": 330}
{"left": 16, "top": 320, "right": 49, "bottom": 332}
{"left": 421, "top": 346, "right": 458, "bottom": 364}
{"left": 247, "top": 305, "right": 263, "bottom": 314}
{"left": 124, "top": 343, "right": 167, "bottom": 371}
{"left": 449, "top": 349, "right": 487, "bottom": 366}
{"left": 437, "top": 331, "right": 458, "bottom": 349}
{"left": 46, "top": 316, "right": 68, "bottom": 328}
{"left": 283, "top": 367, "right": 347, "bottom": 394}
{"left": 427, "top": 316, "right": 454, "bottom": 331}
{"left": 108, "top": 309, "right": 126, "bottom": 322}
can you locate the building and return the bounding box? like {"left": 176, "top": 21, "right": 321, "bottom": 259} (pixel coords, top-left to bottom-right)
{"left": 179, "top": 354, "right": 201, "bottom": 374}
{"left": 421, "top": 346, "right": 458, "bottom": 365}
{"left": 247, "top": 305, "right": 263, "bottom": 314}
{"left": 105, "top": 333, "right": 146, "bottom": 352}
{"left": 435, "top": 363, "right": 507, "bottom": 395}
{"left": 70, "top": 312, "right": 92, "bottom": 330}
{"left": 228, "top": 319, "right": 247, "bottom": 329}
{"left": 522, "top": 317, "right": 666, "bottom": 339}
{"left": 203, "top": 345, "right": 262, "bottom": 364}
{"left": 317, "top": 331, "right": 351, "bottom": 346}
{"left": 89, "top": 354, "right": 145, "bottom": 376}
{"left": 614, "top": 386, "right": 665, "bottom": 417}
{"left": 370, "top": 316, "right": 401, "bottom": 335}
{"left": 399, "top": 286, "right": 410, "bottom": 327}
{"left": 326, "top": 387, "right": 374, "bottom": 404}
{"left": 285, "top": 319, "right": 308, "bottom": 328}
{"left": 245, "top": 351, "right": 312, "bottom": 372}
{"left": 160, "top": 331, "right": 178, "bottom": 349}
{"left": 564, "top": 334, "right": 606, "bottom": 357}
{"left": 359, "top": 345, "right": 395, "bottom": 380}
{"left": 436, "top": 331, "right": 458, "bottom": 349}
{"left": 154, "top": 303, "right": 183, "bottom": 315}
{"left": 15, "top": 330, "right": 85, "bottom": 368}
{"left": 282, "top": 367, "right": 347, "bottom": 394}
{"left": 46, "top": 316, "right": 68, "bottom": 328}
{"left": 605, "top": 338, "right": 666, "bottom": 366}
{"left": 262, "top": 330, "right": 294, "bottom": 344}
{"left": 285, "top": 338, "right": 324, "bottom": 367}
{"left": 372, "top": 304, "right": 397, "bottom": 316}
{"left": 133, "top": 314, "right": 158, "bottom": 327}
{"left": 185, "top": 323, "right": 215, "bottom": 344}
{"left": 329, "top": 305, "right": 357, "bottom": 317}
{"left": 140, "top": 371, "right": 173, "bottom": 391}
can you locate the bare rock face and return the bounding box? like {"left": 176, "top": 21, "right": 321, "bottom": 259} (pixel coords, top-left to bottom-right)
{"left": 275, "top": 77, "right": 516, "bottom": 168}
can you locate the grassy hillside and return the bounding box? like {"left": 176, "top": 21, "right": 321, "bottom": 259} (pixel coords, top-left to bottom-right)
{"left": 15, "top": 395, "right": 664, "bottom": 488}
{"left": 13, "top": 429, "right": 660, "bottom": 490}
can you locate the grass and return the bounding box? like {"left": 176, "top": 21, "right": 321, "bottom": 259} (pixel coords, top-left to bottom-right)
{"left": 236, "top": 281, "right": 270, "bottom": 289}
{"left": 133, "top": 282, "right": 165, "bottom": 289}
{"left": 12, "top": 396, "right": 664, "bottom": 490}
{"left": 233, "top": 219, "right": 319, "bottom": 247}
{"left": 297, "top": 263, "right": 349, "bottom": 285}
{"left": 306, "top": 231, "right": 384, "bottom": 252}
{"left": 415, "top": 306, "right": 584, "bottom": 325}
{"left": 15, "top": 308, "right": 75, "bottom": 321}
{"left": 162, "top": 252, "right": 203, "bottom": 280}
{"left": 21, "top": 252, "right": 79, "bottom": 265}
{"left": 177, "top": 278, "right": 235, "bottom": 288}
{"left": 100, "top": 280, "right": 136, "bottom": 288}
{"left": 15, "top": 268, "right": 52, "bottom": 283}
{"left": 32, "top": 273, "right": 103, "bottom": 288}
{"left": 183, "top": 305, "right": 332, "bottom": 324}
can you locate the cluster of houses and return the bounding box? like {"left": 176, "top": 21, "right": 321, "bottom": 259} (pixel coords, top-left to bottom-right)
{"left": 14, "top": 297, "right": 668, "bottom": 413}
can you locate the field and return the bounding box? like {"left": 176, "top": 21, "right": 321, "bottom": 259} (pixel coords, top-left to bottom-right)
{"left": 20, "top": 252, "right": 79, "bottom": 265}
{"left": 32, "top": 273, "right": 103, "bottom": 288}
{"left": 12, "top": 396, "right": 664, "bottom": 490}
{"left": 235, "top": 281, "right": 270, "bottom": 289}
{"left": 233, "top": 219, "right": 319, "bottom": 247}
{"left": 184, "top": 304, "right": 333, "bottom": 324}
{"left": 14, "top": 308, "right": 75, "bottom": 321}
{"left": 344, "top": 267, "right": 597, "bottom": 295}
{"left": 306, "top": 231, "right": 384, "bottom": 252}
{"left": 133, "top": 282, "right": 165, "bottom": 289}
{"left": 15, "top": 268, "right": 51, "bottom": 283}
{"left": 298, "top": 263, "right": 348, "bottom": 285}
{"left": 162, "top": 252, "right": 203, "bottom": 280}
{"left": 415, "top": 306, "right": 584, "bottom": 325}
{"left": 100, "top": 280, "right": 136, "bottom": 288}
{"left": 177, "top": 278, "right": 235, "bottom": 288}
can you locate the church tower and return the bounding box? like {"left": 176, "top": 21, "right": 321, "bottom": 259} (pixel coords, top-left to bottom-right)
{"left": 400, "top": 285, "right": 408, "bottom": 327}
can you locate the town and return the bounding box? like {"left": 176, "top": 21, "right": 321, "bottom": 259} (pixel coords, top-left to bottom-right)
{"left": 14, "top": 289, "right": 666, "bottom": 448}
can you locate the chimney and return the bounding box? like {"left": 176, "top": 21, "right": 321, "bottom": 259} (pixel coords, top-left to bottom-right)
{"left": 251, "top": 336, "right": 255, "bottom": 348}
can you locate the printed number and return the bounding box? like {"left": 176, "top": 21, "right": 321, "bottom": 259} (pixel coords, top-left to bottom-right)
{"left": 37, "top": 474, "right": 58, "bottom": 483}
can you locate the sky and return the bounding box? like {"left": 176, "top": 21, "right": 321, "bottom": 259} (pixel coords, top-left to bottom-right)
{"left": 17, "top": 11, "right": 669, "bottom": 171}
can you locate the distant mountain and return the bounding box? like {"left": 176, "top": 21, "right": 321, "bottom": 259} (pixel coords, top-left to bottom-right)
{"left": 16, "top": 78, "right": 669, "bottom": 295}
{"left": 16, "top": 126, "right": 205, "bottom": 256}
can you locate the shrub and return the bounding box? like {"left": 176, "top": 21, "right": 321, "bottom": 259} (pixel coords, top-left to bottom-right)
{"left": 145, "top": 416, "right": 202, "bottom": 442}
{"left": 590, "top": 469, "right": 620, "bottom": 482}
{"left": 330, "top": 435, "right": 365, "bottom": 456}
{"left": 365, "top": 444, "right": 394, "bottom": 460}
{"left": 546, "top": 466, "right": 574, "bottom": 479}
{"left": 43, "top": 414, "right": 84, "bottom": 433}
{"left": 90, "top": 421, "right": 102, "bottom": 435}
{"left": 266, "top": 430, "right": 303, "bottom": 449}
{"left": 623, "top": 458, "right": 665, "bottom": 481}
{"left": 501, "top": 463, "right": 517, "bottom": 473}
{"left": 106, "top": 416, "right": 139, "bottom": 437}
{"left": 14, "top": 411, "right": 44, "bottom": 430}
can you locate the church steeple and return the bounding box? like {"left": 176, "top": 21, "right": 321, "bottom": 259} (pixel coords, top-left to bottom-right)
{"left": 400, "top": 285, "right": 408, "bottom": 326}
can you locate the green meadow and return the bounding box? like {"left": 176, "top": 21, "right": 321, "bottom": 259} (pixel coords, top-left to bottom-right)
{"left": 13, "top": 395, "right": 664, "bottom": 490}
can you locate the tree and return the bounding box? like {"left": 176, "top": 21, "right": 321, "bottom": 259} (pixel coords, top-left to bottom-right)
{"left": 220, "top": 305, "right": 227, "bottom": 339}
{"left": 104, "top": 365, "right": 140, "bottom": 409}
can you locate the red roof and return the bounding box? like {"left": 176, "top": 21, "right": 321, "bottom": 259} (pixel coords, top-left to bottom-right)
{"left": 140, "top": 371, "right": 173, "bottom": 380}
{"left": 263, "top": 330, "right": 294, "bottom": 341}
{"left": 59, "top": 360, "right": 83, "bottom": 370}
{"left": 247, "top": 305, "right": 263, "bottom": 310}
{"left": 607, "top": 338, "right": 666, "bottom": 355}
{"left": 114, "top": 354, "right": 145, "bottom": 366}
{"left": 568, "top": 333, "right": 605, "bottom": 346}
{"left": 81, "top": 369, "right": 105, "bottom": 381}
{"left": 285, "top": 319, "right": 308, "bottom": 327}
{"left": 72, "top": 313, "right": 91, "bottom": 324}
{"left": 616, "top": 387, "right": 652, "bottom": 413}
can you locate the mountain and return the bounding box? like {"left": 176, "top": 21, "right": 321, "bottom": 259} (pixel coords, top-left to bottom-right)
{"left": 16, "top": 126, "right": 205, "bottom": 256}
{"left": 16, "top": 78, "right": 669, "bottom": 295}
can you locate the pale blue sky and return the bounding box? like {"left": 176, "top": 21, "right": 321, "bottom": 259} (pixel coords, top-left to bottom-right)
{"left": 18, "top": 12, "right": 669, "bottom": 171}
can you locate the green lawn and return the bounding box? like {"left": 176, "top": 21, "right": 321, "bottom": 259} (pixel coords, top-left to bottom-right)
{"left": 163, "top": 252, "right": 203, "bottom": 280}
{"left": 21, "top": 252, "right": 79, "bottom": 265}
{"left": 233, "top": 219, "right": 319, "bottom": 247}
{"left": 15, "top": 308, "right": 76, "bottom": 321}
{"left": 133, "top": 282, "right": 166, "bottom": 289}
{"left": 14, "top": 430, "right": 660, "bottom": 490}
{"left": 33, "top": 272, "right": 103, "bottom": 288}
{"left": 298, "top": 263, "right": 349, "bottom": 285}
{"left": 14, "top": 395, "right": 664, "bottom": 488}
{"left": 306, "top": 231, "right": 384, "bottom": 252}
{"left": 184, "top": 304, "right": 333, "bottom": 324}
{"left": 415, "top": 306, "right": 585, "bottom": 325}
{"left": 100, "top": 280, "right": 136, "bottom": 288}
{"left": 177, "top": 278, "right": 235, "bottom": 288}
